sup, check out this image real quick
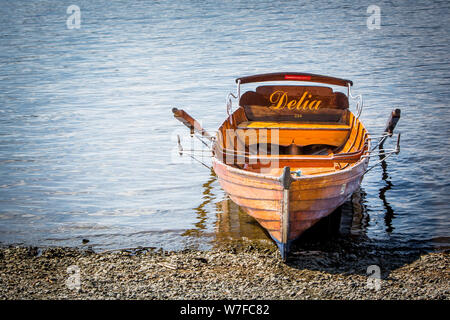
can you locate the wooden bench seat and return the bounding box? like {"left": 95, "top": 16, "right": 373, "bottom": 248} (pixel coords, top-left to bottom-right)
{"left": 235, "top": 121, "right": 351, "bottom": 147}
{"left": 237, "top": 121, "right": 351, "bottom": 130}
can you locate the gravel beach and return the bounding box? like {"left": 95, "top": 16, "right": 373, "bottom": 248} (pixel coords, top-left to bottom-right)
{"left": 0, "top": 238, "right": 448, "bottom": 300}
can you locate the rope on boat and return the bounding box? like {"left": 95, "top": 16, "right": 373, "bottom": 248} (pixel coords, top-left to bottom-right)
{"left": 363, "top": 133, "right": 401, "bottom": 175}
{"left": 177, "top": 134, "right": 213, "bottom": 169}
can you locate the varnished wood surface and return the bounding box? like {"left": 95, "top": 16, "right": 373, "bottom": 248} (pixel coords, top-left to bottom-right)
{"left": 236, "top": 72, "right": 353, "bottom": 87}
{"left": 239, "top": 84, "right": 350, "bottom": 123}
{"left": 212, "top": 105, "right": 369, "bottom": 246}
{"left": 207, "top": 74, "right": 371, "bottom": 256}
{"left": 172, "top": 108, "right": 213, "bottom": 140}
{"left": 212, "top": 152, "right": 368, "bottom": 243}
{"left": 237, "top": 121, "right": 351, "bottom": 129}
{"left": 243, "top": 105, "right": 349, "bottom": 122}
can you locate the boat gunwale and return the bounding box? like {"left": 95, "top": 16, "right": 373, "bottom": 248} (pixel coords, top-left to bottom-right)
{"left": 237, "top": 126, "right": 352, "bottom": 131}
{"left": 215, "top": 161, "right": 369, "bottom": 191}
{"left": 212, "top": 153, "right": 369, "bottom": 181}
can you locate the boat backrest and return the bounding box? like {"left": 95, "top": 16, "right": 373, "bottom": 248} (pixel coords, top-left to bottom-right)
{"left": 239, "top": 85, "right": 349, "bottom": 123}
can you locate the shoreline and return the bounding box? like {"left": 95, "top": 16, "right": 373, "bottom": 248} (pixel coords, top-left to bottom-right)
{"left": 0, "top": 238, "right": 448, "bottom": 300}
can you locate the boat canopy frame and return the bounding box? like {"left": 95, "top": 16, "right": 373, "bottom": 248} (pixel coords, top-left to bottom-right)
{"left": 226, "top": 72, "right": 364, "bottom": 126}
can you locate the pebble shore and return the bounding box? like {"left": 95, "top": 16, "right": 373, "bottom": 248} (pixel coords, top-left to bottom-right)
{"left": 0, "top": 239, "right": 448, "bottom": 300}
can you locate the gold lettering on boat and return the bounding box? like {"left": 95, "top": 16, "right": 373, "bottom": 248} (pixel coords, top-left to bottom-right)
{"left": 269, "top": 90, "right": 322, "bottom": 111}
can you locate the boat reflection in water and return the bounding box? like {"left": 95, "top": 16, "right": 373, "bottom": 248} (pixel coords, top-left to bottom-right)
{"left": 181, "top": 170, "right": 374, "bottom": 250}
{"left": 379, "top": 144, "right": 395, "bottom": 234}
{"left": 337, "top": 187, "right": 369, "bottom": 237}
{"left": 215, "top": 199, "right": 272, "bottom": 242}
{"left": 181, "top": 172, "right": 217, "bottom": 239}
{"left": 214, "top": 186, "right": 371, "bottom": 246}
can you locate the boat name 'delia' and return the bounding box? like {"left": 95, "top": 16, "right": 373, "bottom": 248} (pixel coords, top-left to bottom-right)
{"left": 269, "top": 90, "right": 322, "bottom": 111}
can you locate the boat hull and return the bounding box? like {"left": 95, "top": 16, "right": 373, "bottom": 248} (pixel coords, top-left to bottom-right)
{"left": 212, "top": 157, "right": 368, "bottom": 259}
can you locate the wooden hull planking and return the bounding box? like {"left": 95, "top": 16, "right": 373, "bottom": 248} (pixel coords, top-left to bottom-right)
{"left": 212, "top": 139, "right": 369, "bottom": 260}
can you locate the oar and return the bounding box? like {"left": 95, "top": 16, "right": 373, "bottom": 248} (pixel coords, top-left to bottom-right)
{"left": 379, "top": 109, "right": 401, "bottom": 149}
{"left": 172, "top": 108, "right": 214, "bottom": 142}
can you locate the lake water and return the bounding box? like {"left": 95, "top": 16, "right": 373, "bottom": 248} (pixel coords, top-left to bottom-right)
{"left": 0, "top": 0, "right": 449, "bottom": 251}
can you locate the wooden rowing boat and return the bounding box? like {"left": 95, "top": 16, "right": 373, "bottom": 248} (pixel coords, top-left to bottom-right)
{"left": 173, "top": 72, "right": 400, "bottom": 260}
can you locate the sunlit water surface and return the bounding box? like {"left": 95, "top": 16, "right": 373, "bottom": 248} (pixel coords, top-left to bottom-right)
{"left": 0, "top": 0, "right": 449, "bottom": 251}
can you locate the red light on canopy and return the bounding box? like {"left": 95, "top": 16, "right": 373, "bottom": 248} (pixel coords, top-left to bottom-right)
{"left": 284, "top": 75, "right": 312, "bottom": 81}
